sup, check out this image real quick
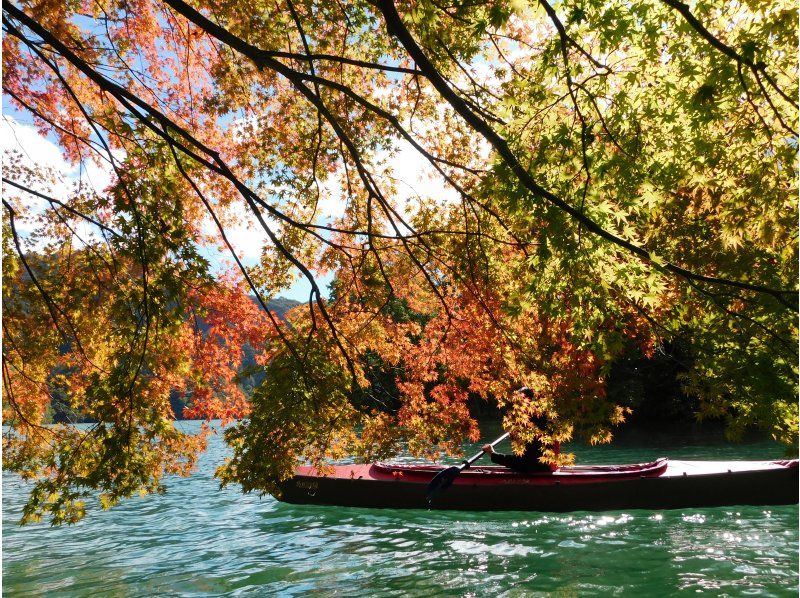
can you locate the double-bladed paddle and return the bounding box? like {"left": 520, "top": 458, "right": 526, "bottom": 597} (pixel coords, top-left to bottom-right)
{"left": 426, "top": 432, "right": 510, "bottom": 505}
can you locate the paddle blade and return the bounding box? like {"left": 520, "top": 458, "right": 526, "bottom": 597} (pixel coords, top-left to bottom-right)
{"left": 426, "top": 465, "right": 461, "bottom": 505}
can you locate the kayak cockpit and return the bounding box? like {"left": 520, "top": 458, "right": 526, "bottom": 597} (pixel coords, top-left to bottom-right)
{"left": 373, "top": 457, "right": 669, "bottom": 480}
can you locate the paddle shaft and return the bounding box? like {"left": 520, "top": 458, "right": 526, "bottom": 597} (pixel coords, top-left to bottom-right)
{"left": 461, "top": 431, "right": 510, "bottom": 470}
{"left": 426, "top": 431, "right": 511, "bottom": 504}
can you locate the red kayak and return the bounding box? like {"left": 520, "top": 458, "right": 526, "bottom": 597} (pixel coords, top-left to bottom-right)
{"left": 278, "top": 458, "right": 799, "bottom": 511}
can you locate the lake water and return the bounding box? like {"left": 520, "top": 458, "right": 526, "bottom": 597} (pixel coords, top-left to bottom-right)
{"left": 3, "top": 421, "right": 798, "bottom": 596}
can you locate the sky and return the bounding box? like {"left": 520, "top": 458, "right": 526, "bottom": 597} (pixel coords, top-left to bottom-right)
{"left": 2, "top": 99, "right": 461, "bottom": 303}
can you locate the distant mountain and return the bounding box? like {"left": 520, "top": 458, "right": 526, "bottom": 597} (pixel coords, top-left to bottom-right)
{"left": 263, "top": 296, "right": 301, "bottom": 320}
{"left": 49, "top": 296, "right": 302, "bottom": 423}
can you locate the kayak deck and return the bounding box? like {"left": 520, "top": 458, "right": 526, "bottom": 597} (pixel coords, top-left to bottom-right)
{"left": 370, "top": 457, "right": 669, "bottom": 484}
{"left": 280, "top": 458, "right": 799, "bottom": 511}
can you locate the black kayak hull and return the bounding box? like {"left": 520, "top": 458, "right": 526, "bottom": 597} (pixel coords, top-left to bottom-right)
{"left": 278, "top": 460, "right": 799, "bottom": 512}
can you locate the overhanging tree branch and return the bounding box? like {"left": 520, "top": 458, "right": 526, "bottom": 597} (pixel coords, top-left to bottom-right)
{"left": 372, "top": 0, "right": 798, "bottom": 312}
{"left": 659, "top": 0, "right": 797, "bottom": 109}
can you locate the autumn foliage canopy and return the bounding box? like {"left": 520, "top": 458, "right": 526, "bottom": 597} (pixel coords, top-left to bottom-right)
{"left": 2, "top": 0, "right": 797, "bottom": 523}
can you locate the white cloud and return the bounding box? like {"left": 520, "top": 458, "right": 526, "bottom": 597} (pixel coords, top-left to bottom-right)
{"left": 316, "top": 176, "right": 347, "bottom": 220}
{"left": 0, "top": 108, "right": 487, "bottom": 287}
{"left": 386, "top": 139, "right": 461, "bottom": 214}
{"left": 220, "top": 213, "right": 271, "bottom": 261}
{"left": 2, "top": 115, "right": 117, "bottom": 201}
{"left": 199, "top": 205, "right": 271, "bottom": 266}
{"left": 78, "top": 156, "right": 115, "bottom": 196}
{"left": 2, "top": 116, "right": 120, "bottom": 250}
{"left": 1, "top": 116, "right": 73, "bottom": 177}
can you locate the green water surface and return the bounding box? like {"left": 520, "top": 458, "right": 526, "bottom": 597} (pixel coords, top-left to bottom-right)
{"left": 3, "top": 422, "right": 798, "bottom": 596}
